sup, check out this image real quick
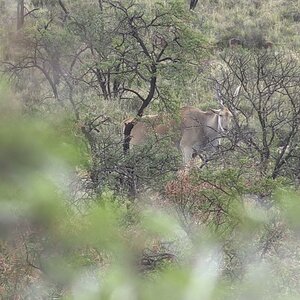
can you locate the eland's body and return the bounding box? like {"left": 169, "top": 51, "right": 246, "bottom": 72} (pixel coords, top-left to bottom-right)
{"left": 123, "top": 106, "right": 233, "bottom": 164}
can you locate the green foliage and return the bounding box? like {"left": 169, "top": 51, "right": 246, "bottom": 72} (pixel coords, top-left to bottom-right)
{"left": 1, "top": 0, "right": 300, "bottom": 299}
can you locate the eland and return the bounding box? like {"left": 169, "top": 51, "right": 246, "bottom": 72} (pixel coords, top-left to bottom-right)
{"left": 123, "top": 106, "right": 233, "bottom": 165}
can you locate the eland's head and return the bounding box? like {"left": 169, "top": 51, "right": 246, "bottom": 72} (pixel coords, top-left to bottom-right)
{"left": 211, "top": 107, "right": 233, "bottom": 133}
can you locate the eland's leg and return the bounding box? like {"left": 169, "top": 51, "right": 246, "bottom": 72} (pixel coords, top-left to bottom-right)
{"left": 180, "top": 145, "right": 194, "bottom": 166}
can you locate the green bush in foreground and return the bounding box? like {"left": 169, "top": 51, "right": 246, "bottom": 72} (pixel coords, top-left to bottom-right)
{"left": 1, "top": 81, "right": 300, "bottom": 299}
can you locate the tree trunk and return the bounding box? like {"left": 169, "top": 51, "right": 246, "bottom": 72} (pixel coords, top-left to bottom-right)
{"left": 190, "top": 0, "right": 198, "bottom": 10}
{"left": 17, "top": 0, "right": 24, "bottom": 30}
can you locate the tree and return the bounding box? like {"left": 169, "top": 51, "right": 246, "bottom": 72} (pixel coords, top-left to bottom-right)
{"left": 2, "top": 0, "right": 209, "bottom": 193}
{"left": 17, "top": 0, "right": 25, "bottom": 29}
{"left": 190, "top": 0, "right": 198, "bottom": 10}
{"left": 215, "top": 50, "right": 300, "bottom": 181}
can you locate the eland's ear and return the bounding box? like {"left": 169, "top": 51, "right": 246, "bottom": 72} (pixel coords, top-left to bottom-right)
{"left": 211, "top": 109, "right": 221, "bottom": 114}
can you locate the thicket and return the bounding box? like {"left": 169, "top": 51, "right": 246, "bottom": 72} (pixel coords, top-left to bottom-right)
{"left": 1, "top": 0, "right": 300, "bottom": 299}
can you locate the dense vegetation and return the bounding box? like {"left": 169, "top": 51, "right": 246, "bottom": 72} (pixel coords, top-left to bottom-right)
{"left": 1, "top": 0, "right": 300, "bottom": 298}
